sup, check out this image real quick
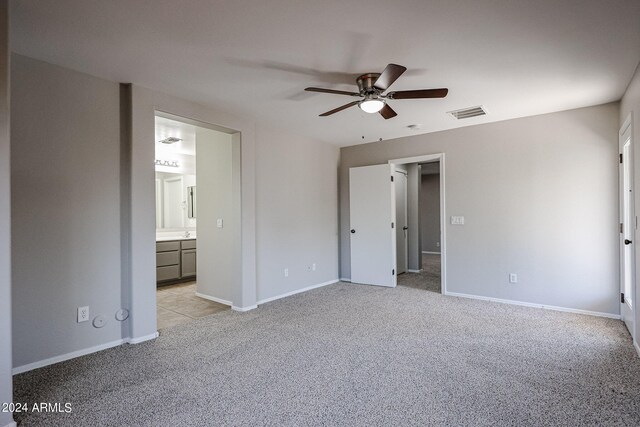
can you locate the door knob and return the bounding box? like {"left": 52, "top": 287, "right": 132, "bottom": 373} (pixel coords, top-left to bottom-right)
{"left": 402, "top": 226, "right": 408, "bottom": 230}
{"left": 351, "top": 229, "right": 356, "bottom": 234}
{"left": 625, "top": 239, "right": 633, "bottom": 245}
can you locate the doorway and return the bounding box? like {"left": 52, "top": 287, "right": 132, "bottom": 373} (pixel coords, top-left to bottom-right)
{"left": 347, "top": 154, "right": 446, "bottom": 293}
{"left": 154, "top": 114, "right": 238, "bottom": 330}
{"left": 620, "top": 114, "right": 635, "bottom": 337}
{"left": 394, "top": 160, "right": 442, "bottom": 293}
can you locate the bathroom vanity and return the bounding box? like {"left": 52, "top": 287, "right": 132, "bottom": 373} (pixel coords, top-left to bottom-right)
{"left": 156, "top": 237, "right": 196, "bottom": 285}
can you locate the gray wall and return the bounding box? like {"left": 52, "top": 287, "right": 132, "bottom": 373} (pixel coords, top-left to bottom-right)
{"left": 406, "top": 164, "right": 421, "bottom": 270}
{"left": 11, "top": 54, "right": 125, "bottom": 369}
{"left": 255, "top": 125, "right": 339, "bottom": 301}
{"left": 0, "top": 1, "right": 14, "bottom": 425}
{"left": 621, "top": 61, "right": 640, "bottom": 346}
{"left": 420, "top": 173, "right": 441, "bottom": 253}
{"left": 10, "top": 54, "right": 340, "bottom": 371}
{"left": 340, "top": 103, "right": 620, "bottom": 315}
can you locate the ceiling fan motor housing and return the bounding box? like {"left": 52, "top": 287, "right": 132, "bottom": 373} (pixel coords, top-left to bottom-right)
{"left": 356, "top": 73, "right": 381, "bottom": 95}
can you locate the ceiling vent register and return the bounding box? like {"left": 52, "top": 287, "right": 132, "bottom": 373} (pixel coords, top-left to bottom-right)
{"left": 447, "top": 106, "right": 487, "bottom": 120}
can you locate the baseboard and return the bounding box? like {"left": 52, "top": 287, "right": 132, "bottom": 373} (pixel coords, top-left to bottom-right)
{"left": 422, "top": 251, "right": 441, "bottom": 255}
{"left": 126, "top": 332, "right": 159, "bottom": 344}
{"left": 12, "top": 338, "right": 126, "bottom": 375}
{"left": 634, "top": 341, "right": 640, "bottom": 358}
{"left": 339, "top": 277, "right": 351, "bottom": 283}
{"left": 195, "top": 292, "right": 232, "bottom": 306}
{"left": 232, "top": 305, "right": 258, "bottom": 312}
{"left": 12, "top": 330, "right": 161, "bottom": 375}
{"left": 407, "top": 269, "right": 423, "bottom": 273}
{"left": 445, "top": 291, "right": 621, "bottom": 319}
{"left": 2, "top": 421, "right": 17, "bottom": 427}
{"left": 257, "top": 279, "right": 339, "bottom": 305}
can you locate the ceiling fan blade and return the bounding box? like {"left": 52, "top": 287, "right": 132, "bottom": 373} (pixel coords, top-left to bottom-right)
{"left": 305, "top": 87, "right": 360, "bottom": 97}
{"left": 373, "top": 64, "right": 407, "bottom": 91}
{"left": 319, "top": 100, "right": 360, "bottom": 116}
{"left": 379, "top": 104, "right": 397, "bottom": 120}
{"left": 387, "top": 88, "right": 449, "bottom": 99}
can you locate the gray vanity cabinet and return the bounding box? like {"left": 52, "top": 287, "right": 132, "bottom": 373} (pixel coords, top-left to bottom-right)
{"left": 156, "top": 239, "right": 196, "bottom": 285}
{"left": 181, "top": 239, "right": 197, "bottom": 278}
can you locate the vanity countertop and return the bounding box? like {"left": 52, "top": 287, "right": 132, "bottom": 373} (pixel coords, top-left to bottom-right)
{"left": 156, "top": 235, "right": 196, "bottom": 242}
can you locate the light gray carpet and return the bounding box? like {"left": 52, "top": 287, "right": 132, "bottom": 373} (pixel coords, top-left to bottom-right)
{"left": 397, "top": 253, "right": 441, "bottom": 293}
{"left": 13, "top": 280, "right": 640, "bottom": 426}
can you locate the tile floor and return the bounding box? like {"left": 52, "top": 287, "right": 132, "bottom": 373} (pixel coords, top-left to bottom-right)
{"left": 156, "top": 281, "right": 229, "bottom": 330}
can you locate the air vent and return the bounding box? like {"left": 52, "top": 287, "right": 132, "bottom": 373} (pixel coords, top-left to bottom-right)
{"left": 447, "top": 106, "right": 487, "bottom": 120}
{"left": 159, "top": 137, "right": 182, "bottom": 144}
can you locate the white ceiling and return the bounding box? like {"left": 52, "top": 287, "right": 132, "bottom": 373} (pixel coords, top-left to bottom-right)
{"left": 11, "top": 0, "right": 640, "bottom": 147}
{"left": 155, "top": 116, "right": 196, "bottom": 157}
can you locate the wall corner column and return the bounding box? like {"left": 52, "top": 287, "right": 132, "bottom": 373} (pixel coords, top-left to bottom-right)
{"left": 0, "top": 1, "right": 16, "bottom": 426}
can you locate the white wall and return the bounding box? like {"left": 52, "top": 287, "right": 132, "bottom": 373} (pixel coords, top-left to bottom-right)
{"left": 195, "top": 127, "right": 240, "bottom": 304}
{"left": 621, "top": 61, "right": 640, "bottom": 348}
{"left": 340, "top": 103, "right": 620, "bottom": 316}
{"left": 255, "top": 125, "right": 339, "bottom": 302}
{"left": 420, "top": 173, "right": 441, "bottom": 253}
{"left": 0, "top": 2, "right": 14, "bottom": 425}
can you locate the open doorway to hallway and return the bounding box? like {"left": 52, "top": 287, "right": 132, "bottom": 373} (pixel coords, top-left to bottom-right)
{"left": 154, "top": 114, "right": 238, "bottom": 330}
{"left": 396, "top": 160, "right": 441, "bottom": 293}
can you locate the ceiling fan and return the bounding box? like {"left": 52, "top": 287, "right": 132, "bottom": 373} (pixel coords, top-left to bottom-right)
{"left": 305, "top": 63, "right": 448, "bottom": 119}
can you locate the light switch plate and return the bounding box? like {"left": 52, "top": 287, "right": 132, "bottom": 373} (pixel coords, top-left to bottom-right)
{"left": 216, "top": 218, "right": 223, "bottom": 228}
{"left": 450, "top": 216, "right": 465, "bottom": 225}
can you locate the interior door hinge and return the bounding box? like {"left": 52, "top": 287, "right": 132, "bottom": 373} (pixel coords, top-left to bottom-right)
{"left": 621, "top": 292, "right": 625, "bottom": 303}
{"left": 391, "top": 175, "right": 394, "bottom": 182}
{"left": 391, "top": 222, "right": 394, "bottom": 228}
{"left": 392, "top": 269, "right": 395, "bottom": 275}
{"left": 620, "top": 153, "right": 623, "bottom": 164}
{"left": 620, "top": 223, "right": 624, "bottom": 234}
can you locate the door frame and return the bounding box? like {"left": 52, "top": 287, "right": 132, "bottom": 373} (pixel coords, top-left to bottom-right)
{"left": 620, "top": 113, "right": 635, "bottom": 338}
{"left": 127, "top": 84, "right": 259, "bottom": 344}
{"left": 388, "top": 153, "right": 447, "bottom": 294}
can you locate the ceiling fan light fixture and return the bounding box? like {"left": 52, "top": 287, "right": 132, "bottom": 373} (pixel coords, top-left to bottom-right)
{"left": 359, "top": 99, "right": 385, "bottom": 114}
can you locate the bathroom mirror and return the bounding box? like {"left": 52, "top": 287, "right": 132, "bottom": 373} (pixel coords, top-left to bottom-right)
{"left": 155, "top": 172, "right": 196, "bottom": 230}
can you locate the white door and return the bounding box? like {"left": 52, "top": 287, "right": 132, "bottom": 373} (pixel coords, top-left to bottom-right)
{"left": 350, "top": 164, "right": 397, "bottom": 287}
{"left": 395, "top": 170, "right": 408, "bottom": 274}
{"left": 620, "top": 117, "right": 635, "bottom": 336}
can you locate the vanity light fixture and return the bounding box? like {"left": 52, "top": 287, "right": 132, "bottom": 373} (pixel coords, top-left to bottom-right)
{"left": 155, "top": 159, "right": 179, "bottom": 168}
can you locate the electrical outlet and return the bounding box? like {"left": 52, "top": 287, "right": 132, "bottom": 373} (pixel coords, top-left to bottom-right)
{"left": 284, "top": 268, "right": 289, "bottom": 277}
{"left": 78, "top": 306, "right": 89, "bottom": 323}
{"left": 436, "top": 242, "right": 440, "bottom": 247}
{"left": 312, "top": 263, "right": 316, "bottom": 271}
{"left": 509, "top": 273, "right": 518, "bottom": 284}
